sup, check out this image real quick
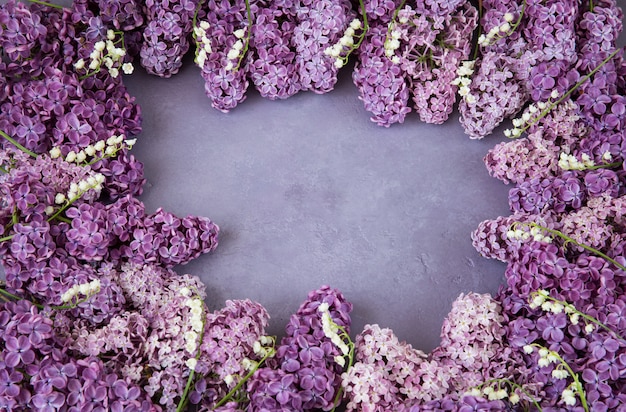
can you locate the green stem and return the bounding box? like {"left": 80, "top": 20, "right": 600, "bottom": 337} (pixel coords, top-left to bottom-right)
{"left": 0, "top": 130, "right": 37, "bottom": 158}
{"left": 514, "top": 222, "right": 626, "bottom": 272}
{"left": 532, "top": 345, "right": 588, "bottom": 412}
{"left": 212, "top": 347, "right": 276, "bottom": 410}
{"left": 232, "top": 0, "right": 252, "bottom": 71}
{"left": 355, "top": 0, "right": 369, "bottom": 50}
{"left": 471, "top": 0, "right": 483, "bottom": 60}
{"left": 584, "top": 161, "right": 622, "bottom": 170}
{"left": 329, "top": 326, "right": 355, "bottom": 412}
{"left": 27, "top": 0, "right": 64, "bottom": 8}
{"left": 515, "top": 48, "right": 621, "bottom": 136}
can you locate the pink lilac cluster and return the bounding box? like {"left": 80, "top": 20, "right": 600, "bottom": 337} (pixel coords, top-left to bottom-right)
{"left": 196, "top": 0, "right": 355, "bottom": 112}
{"left": 353, "top": 0, "right": 477, "bottom": 126}
{"left": 53, "top": 263, "right": 214, "bottom": 411}
{"left": 341, "top": 324, "right": 427, "bottom": 411}
{"left": 341, "top": 293, "right": 526, "bottom": 410}
{"left": 245, "top": 285, "right": 352, "bottom": 411}
{"left": 0, "top": 299, "right": 155, "bottom": 411}
{"left": 188, "top": 299, "right": 270, "bottom": 410}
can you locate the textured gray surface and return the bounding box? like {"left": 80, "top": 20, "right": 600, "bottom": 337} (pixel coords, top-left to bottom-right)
{"left": 124, "top": 59, "right": 511, "bottom": 352}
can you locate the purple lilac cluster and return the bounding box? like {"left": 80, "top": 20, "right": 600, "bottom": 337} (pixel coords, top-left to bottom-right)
{"left": 194, "top": 0, "right": 251, "bottom": 112}
{"left": 457, "top": 0, "right": 530, "bottom": 138}
{"left": 247, "top": 2, "right": 300, "bottom": 100}
{"left": 399, "top": 2, "right": 477, "bottom": 124}
{"left": 353, "top": 0, "right": 477, "bottom": 126}
{"left": 458, "top": 52, "right": 529, "bottom": 138}
{"left": 352, "top": 25, "right": 411, "bottom": 126}
{"left": 293, "top": 0, "right": 355, "bottom": 94}
{"left": 574, "top": 0, "right": 625, "bottom": 134}
{"left": 246, "top": 285, "right": 352, "bottom": 411}
{"left": 189, "top": 299, "right": 270, "bottom": 410}
{"left": 471, "top": 20, "right": 626, "bottom": 409}
{"left": 195, "top": 0, "right": 355, "bottom": 112}
{"left": 0, "top": 149, "right": 218, "bottom": 307}
{"left": 0, "top": 0, "right": 144, "bottom": 199}
{"left": 0, "top": 299, "right": 155, "bottom": 411}
{"left": 140, "top": 0, "right": 199, "bottom": 77}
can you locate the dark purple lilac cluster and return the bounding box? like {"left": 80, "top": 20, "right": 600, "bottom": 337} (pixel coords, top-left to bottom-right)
{"left": 194, "top": 0, "right": 356, "bottom": 112}
{"left": 246, "top": 285, "right": 352, "bottom": 411}
{"left": 0, "top": 0, "right": 144, "bottom": 200}
{"left": 353, "top": 0, "right": 477, "bottom": 126}
{"left": 0, "top": 299, "right": 154, "bottom": 411}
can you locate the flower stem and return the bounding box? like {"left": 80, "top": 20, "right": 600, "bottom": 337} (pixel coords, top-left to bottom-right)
{"left": 531, "top": 344, "right": 588, "bottom": 411}
{"left": 513, "top": 222, "right": 626, "bottom": 272}
{"left": 0, "top": 130, "right": 37, "bottom": 158}
{"left": 530, "top": 291, "right": 625, "bottom": 341}
{"left": 212, "top": 346, "right": 276, "bottom": 410}
{"left": 513, "top": 48, "right": 621, "bottom": 137}
{"left": 27, "top": 0, "right": 64, "bottom": 9}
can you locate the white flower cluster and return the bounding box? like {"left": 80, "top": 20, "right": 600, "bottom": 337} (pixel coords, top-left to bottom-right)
{"left": 50, "top": 134, "right": 136, "bottom": 166}
{"left": 452, "top": 60, "right": 476, "bottom": 104}
{"left": 522, "top": 345, "right": 582, "bottom": 406}
{"left": 477, "top": 12, "right": 515, "bottom": 46}
{"left": 74, "top": 30, "right": 133, "bottom": 78}
{"left": 505, "top": 91, "right": 559, "bottom": 138}
{"left": 324, "top": 19, "right": 363, "bottom": 69}
{"left": 224, "top": 28, "right": 247, "bottom": 71}
{"left": 383, "top": 26, "right": 402, "bottom": 64}
{"left": 61, "top": 279, "right": 101, "bottom": 303}
{"left": 561, "top": 384, "right": 579, "bottom": 406}
{"left": 506, "top": 224, "right": 552, "bottom": 243}
{"left": 468, "top": 385, "right": 519, "bottom": 403}
{"left": 318, "top": 302, "right": 350, "bottom": 367}
{"left": 558, "top": 152, "right": 595, "bottom": 170}
{"left": 180, "top": 287, "right": 205, "bottom": 371}
{"left": 529, "top": 290, "right": 594, "bottom": 332}
{"left": 558, "top": 151, "right": 612, "bottom": 170}
{"left": 55, "top": 173, "right": 105, "bottom": 207}
{"left": 193, "top": 21, "right": 213, "bottom": 67}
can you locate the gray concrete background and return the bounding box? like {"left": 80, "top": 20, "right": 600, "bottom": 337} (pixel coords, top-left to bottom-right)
{"left": 125, "top": 60, "right": 511, "bottom": 352}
